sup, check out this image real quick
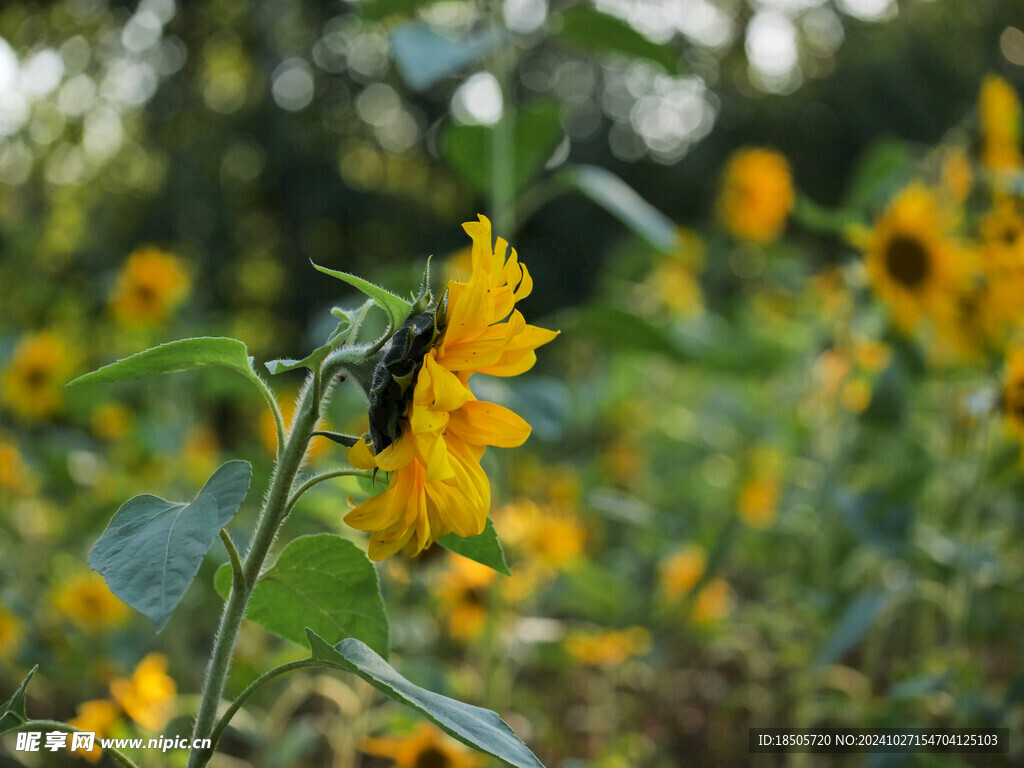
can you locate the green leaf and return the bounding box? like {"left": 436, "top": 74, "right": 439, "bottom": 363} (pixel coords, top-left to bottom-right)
{"left": 558, "top": 165, "right": 677, "bottom": 252}
{"left": 307, "top": 631, "right": 546, "bottom": 768}
{"left": 0, "top": 666, "right": 36, "bottom": 737}
{"left": 313, "top": 263, "right": 412, "bottom": 332}
{"left": 90, "top": 461, "right": 252, "bottom": 631}
{"left": 265, "top": 319, "right": 352, "bottom": 375}
{"left": 68, "top": 337, "right": 255, "bottom": 387}
{"left": 556, "top": 7, "right": 678, "bottom": 73}
{"left": 816, "top": 592, "right": 891, "bottom": 667}
{"left": 390, "top": 23, "right": 506, "bottom": 91}
{"left": 438, "top": 519, "right": 511, "bottom": 576}
{"left": 843, "top": 140, "right": 919, "bottom": 214}
{"left": 443, "top": 101, "right": 565, "bottom": 197}
{"left": 217, "top": 534, "right": 389, "bottom": 658}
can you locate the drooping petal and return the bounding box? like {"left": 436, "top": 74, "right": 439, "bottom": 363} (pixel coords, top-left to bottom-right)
{"left": 448, "top": 400, "right": 532, "bottom": 447}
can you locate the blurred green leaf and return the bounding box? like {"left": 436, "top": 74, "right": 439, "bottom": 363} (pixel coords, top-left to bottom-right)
{"left": 90, "top": 461, "right": 252, "bottom": 631}
{"left": 0, "top": 666, "right": 36, "bottom": 737}
{"left": 887, "top": 672, "right": 950, "bottom": 700}
{"left": 307, "top": 631, "right": 547, "bottom": 768}
{"left": 567, "top": 305, "right": 689, "bottom": 362}
{"left": 558, "top": 165, "right": 677, "bottom": 252}
{"left": 314, "top": 263, "right": 412, "bottom": 331}
{"left": 390, "top": 23, "right": 506, "bottom": 91}
{"left": 217, "top": 534, "right": 389, "bottom": 657}
{"left": 360, "top": 0, "right": 445, "bottom": 22}
{"left": 816, "top": 591, "right": 891, "bottom": 667}
{"left": 555, "top": 7, "right": 678, "bottom": 73}
{"left": 68, "top": 337, "right": 255, "bottom": 387}
{"left": 438, "top": 518, "right": 511, "bottom": 575}
{"left": 443, "top": 101, "right": 565, "bottom": 197}
{"left": 843, "top": 140, "right": 919, "bottom": 213}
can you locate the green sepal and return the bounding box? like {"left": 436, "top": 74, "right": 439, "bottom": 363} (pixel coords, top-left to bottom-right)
{"left": 439, "top": 519, "right": 511, "bottom": 576}
{"left": 306, "top": 631, "right": 546, "bottom": 768}
{"left": 0, "top": 666, "right": 37, "bottom": 737}
{"left": 266, "top": 318, "right": 354, "bottom": 375}
{"left": 313, "top": 263, "right": 412, "bottom": 332}
{"left": 312, "top": 431, "right": 362, "bottom": 448}
{"left": 410, "top": 256, "right": 434, "bottom": 315}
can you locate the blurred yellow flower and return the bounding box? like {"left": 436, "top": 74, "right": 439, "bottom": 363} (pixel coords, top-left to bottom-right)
{"left": 68, "top": 699, "right": 120, "bottom": 763}
{"left": 840, "top": 377, "right": 873, "bottom": 414}
{"left": 738, "top": 475, "right": 779, "bottom": 528}
{"left": 361, "top": 723, "right": 484, "bottom": 768}
{"left": 90, "top": 403, "right": 134, "bottom": 442}
{"left": 259, "top": 395, "right": 330, "bottom": 462}
{"left": 1003, "top": 347, "right": 1024, "bottom": 440}
{"left": 646, "top": 228, "right": 706, "bottom": 316}
{"left": 660, "top": 544, "right": 706, "bottom": 601}
{"left": 183, "top": 425, "right": 221, "bottom": 485}
{"left": 564, "top": 627, "right": 652, "bottom": 666}
{"left": 0, "top": 439, "right": 28, "bottom": 491}
{"left": 1, "top": 332, "right": 74, "bottom": 421}
{"left": 500, "top": 499, "right": 586, "bottom": 571}
{"left": 52, "top": 572, "right": 129, "bottom": 631}
{"left": 856, "top": 184, "right": 967, "bottom": 332}
{"left": 716, "top": 147, "right": 794, "bottom": 244}
{"left": 347, "top": 215, "right": 557, "bottom": 559}
{"left": 941, "top": 148, "right": 973, "bottom": 202}
{"left": 0, "top": 604, "right": 23, "bottom": 659}
{"left": 110, "top": 247, "right": 191, "bottom": 326}
{"left": 979, "top": 74, "right": 1023, "bottom": 174}
{"left": 691, "top": 578, "right": 734, "bottom": 625}
{"left": 109, "top": 653, "right": 176, "bottom": 731}
{"left": 436, "top": 554, "right": 497, "bottom": 642}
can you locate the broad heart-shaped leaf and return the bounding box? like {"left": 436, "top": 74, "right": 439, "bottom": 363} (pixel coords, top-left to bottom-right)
{"left": 0, "top": 666, "right": 37, "bottom": 737}
{"left": 307, "top": 632, "right": 546, "bottom": 768}
{"left": 313, "top": 263, "right": 412, "bottom": 333}
{"left": 68, "top": 337, "right": 255, "bottom": 387}
{"left": 443, "top": 101, "right": 565, "bottom": 197}
{"left": 556, "top": 6, "right": 679, "bottom": 74}
{"left": 557, "top": 165, "right": 677, "bottom": 252}
{"left": 390, "top": 23, "right": 506, "bottom": 91}
{"left": 439, "top": 519, "right": 510, "bottom": 576}
{"left": 90, "top": 461, "right": 252, "bottom": 631}
{"left": 216, "top": 534, "right": 389, "bottom": 658}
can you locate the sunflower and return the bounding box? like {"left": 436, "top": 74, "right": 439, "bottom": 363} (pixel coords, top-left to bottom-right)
{"left": 346, "top": 216, "right": 558, "bottom": 560}
{"left": 110, "top": 247, "right": 191, "bottom": 326}
{"left": 68, "top": 700, "right": 121, "bottom": 763}
{"left": 361, "top": 723, "right": 484, "bottom": 768}
{"left": 1, "top": 331, "right": 74, "bottom": 421}
{"left": 1004, "top": 348, "right": 1024, "bottom": 440}
{"left": 716, "top": 147, "right": 794, "bottom": 244}
{"left": 857, "top": 184, "right": 967, "bottom": 332}
{"left": 979, "top": 74, "right": 1023, "bottom": 175}
{"left": 435, "top": 554, "right": 497, "bottom": 642}
{"left": 109, "top": 653, "right": 176, "bottom": 732}
{"left": 52, "top": 572, "right": 129, "bottom": 632}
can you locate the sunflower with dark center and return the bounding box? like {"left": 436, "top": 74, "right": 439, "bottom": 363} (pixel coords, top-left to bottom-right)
{"left": 856, "top": 183, "right": 967, "bottom": 333}
{"left": 360, "top": 723, "right": 483, "bottom": 768}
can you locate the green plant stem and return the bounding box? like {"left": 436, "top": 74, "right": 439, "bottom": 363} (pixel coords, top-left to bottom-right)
{"left": 220, "top": 529, "right": 245, "bottom": 591}
{"left": 247, "top": 372, "right": 286, "bottom": 461}
{"left": 21, "top": 720, "right": 140, "bottom": 768}
{"left": 187, "top": 378, "right": 322, "bottom": 768}
{"left": 285, "top": 468, "right": 374, "bottom": 514}
{"left": 207, "top": 660, "right": 320, "bottom": 750}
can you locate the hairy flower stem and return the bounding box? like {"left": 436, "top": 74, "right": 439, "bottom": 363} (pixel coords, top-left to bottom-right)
{"left": 187, "top": 378, "right": 323, "bottom": 768}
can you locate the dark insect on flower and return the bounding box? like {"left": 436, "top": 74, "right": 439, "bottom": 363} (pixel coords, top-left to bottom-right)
{"left": 367, "top": 305, "right": 446, "bottom": 455}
